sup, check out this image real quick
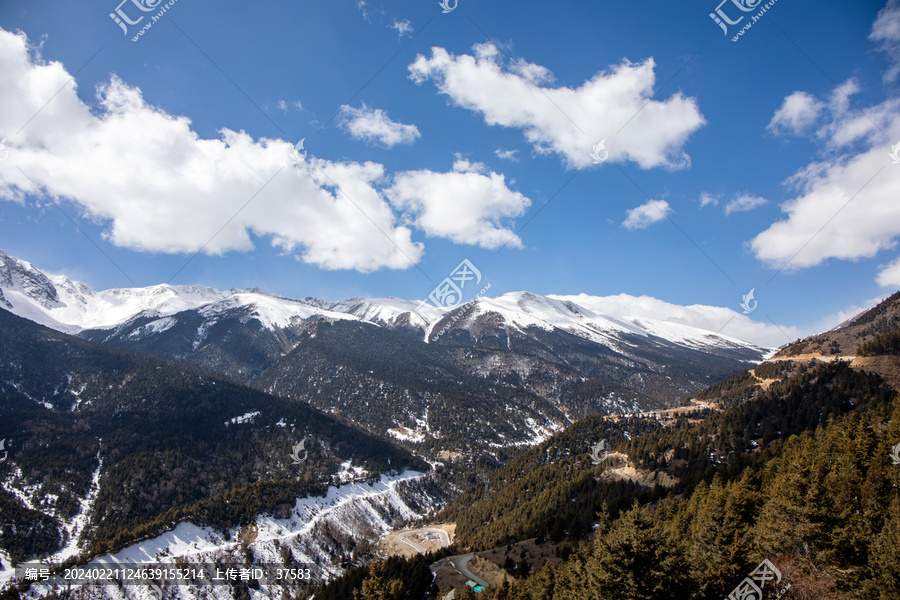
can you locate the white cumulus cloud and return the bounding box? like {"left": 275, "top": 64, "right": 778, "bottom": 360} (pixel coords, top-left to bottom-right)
{"left": 725, "top": 193, "right": 767, "bottom": 216}
{"left": 750, "top": 80, "right": 900, "bottom": 273}
{"left": 408, "top": 43, "right": 705, "bottom": 170}
{"left": 391, "top": 19, "right": 413, "bottom": 38}
{"left": 768, "top": 91, "right": 822, "bottom": 135}
{"left": 622, "top": 199, "right": 671, "bottom": 230}
{"left": 495, "top": 148, "right": 519, "bottom": 161}
{"left": 870, "top": 0, "right": 900, "bottom": 83}
{"left": 768, "top": 80, "right": 865, "bottom": 148}
{"left": 0, "top": 28, "right": 529, "bottom": 273}
{"left": 877, "top": 256, "right": 900, "bottom": 288}
{"left": 338, "top": 103, "right": 421, "bottom": 147}
{"left": 386, "top": 159, "right": 531, "bottom": 249}
{"left": 699, "top": 192, "right": 719, "bottom": 208}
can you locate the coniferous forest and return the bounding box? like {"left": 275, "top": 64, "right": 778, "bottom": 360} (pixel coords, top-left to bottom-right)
{"left": 4, "top": 280, "right": 900, "bottom": 600}
{"left": 2, "top": 2, "right": 900, "bottom": 598}
{"left": 315, "top": 355, "right": 900, "bottom": 599}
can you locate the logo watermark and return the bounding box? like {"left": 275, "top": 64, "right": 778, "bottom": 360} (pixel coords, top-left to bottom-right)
{"left": 740, "top": 288, "right": 757, "bottom": 314}
{"left": 428, "top": 259, "right": 481, "bottom": 309}
{"left": 0, "top": 139, "right": 8, "bottom": 162}
{"left": 439, "top": 0, "right": 458, "bottom": 13}
{"left": 110, "top": 0, "right": 181, "bottom": 42}
{"left": 590, "top": 139, "right": 609, "bottom": 164}
{"left": 416, "top": 259, "right": 492, "bottom": 341}
{"left": 889, "top": 141, "right": 900, "bottom": 164}
{"left": 890, "top": 441, "right": 900, "bottom": 466}
{"left": 290, "top": 438, "right": 308, "bottom": 464}
{"left": 724, "top": 559, "right": 790, "bottom": 600}
{"left": 709, "top": 0, "right": 780, "bottom": 42}
{"left": 590, "top": 439, "right": 611, "bottom": 466}
{"left": 127, "top": 582, "right": 162, "bottom": 600}
{"left": 291, "top": 138, "right": 306, "bottom": 164}
{"left": 0, "top": 439, "right": 6, "bottom": 463}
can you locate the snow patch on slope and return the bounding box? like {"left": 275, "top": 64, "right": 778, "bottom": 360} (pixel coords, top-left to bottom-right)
{"left": 325, "top": 297, "right": 440, "bottom": 330}
{"left": 387, "top": 426, "right": 426, "bottom": 443}
{"left": 549, "top": 293, "right": 766, "bottom": 350}
{"left": 6, "top": 471, "right": 430, "bottom": 595}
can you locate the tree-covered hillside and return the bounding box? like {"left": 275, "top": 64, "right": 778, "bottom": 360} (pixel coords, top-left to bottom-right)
{"left": 316, "top": 349, "right": 900, "bottom": 599}
{"left": 0, "top": 308, "right": 426, "bottom": 565}
{"left": 478, "top": 391, "right": 900, "bottom": 600}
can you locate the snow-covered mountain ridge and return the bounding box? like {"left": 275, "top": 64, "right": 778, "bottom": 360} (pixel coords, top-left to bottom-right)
{"left": 0, "top": 250, "right": 765, "bottom": 354}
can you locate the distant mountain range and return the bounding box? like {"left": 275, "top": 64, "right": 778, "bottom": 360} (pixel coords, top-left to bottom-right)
{"left": 0, "top": 249, "right": 768, "bottom": 453}
{"left": 5, "top": 247, "right": 895, "bottom": 598}
{"left": 0, "top": 250, "right": 763, "bottom": 352}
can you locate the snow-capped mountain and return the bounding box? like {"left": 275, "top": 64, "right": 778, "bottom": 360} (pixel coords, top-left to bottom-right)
{"left": 0, "top": 249, "right": 768, "bottom": 448}
{"left": 425, "top": 291, "right": 756, "bottom": 352}
{"left": 0, "top": 250, "right": 359, "bottom": 333}
{"left": 0, "top": 250, "right": 762, "bottom": 355}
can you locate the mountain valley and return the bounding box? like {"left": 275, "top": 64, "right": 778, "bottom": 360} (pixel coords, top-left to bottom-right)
{"left": 2, "top": 249, "right": 898, "bottom": 600}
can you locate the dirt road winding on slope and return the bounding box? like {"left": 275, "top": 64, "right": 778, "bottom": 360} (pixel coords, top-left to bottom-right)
{"left": 397, "top": 528, "right": 451, "bottom": 553}
{"left": 380, "top": 524, "right": 455, "bottom": 558}
{"left": 430, "top": 553, "right": 490, "bottom": 590}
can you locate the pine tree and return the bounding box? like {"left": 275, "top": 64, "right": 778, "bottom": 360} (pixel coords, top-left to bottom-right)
{"left": 865, "top": 497, "right": 900, "bottom": 600}
{"left": 591, "top": 502, "right": 690, "bottom": 600}
{"left": 353, "top": 562, "right": 406, "bottom": 600}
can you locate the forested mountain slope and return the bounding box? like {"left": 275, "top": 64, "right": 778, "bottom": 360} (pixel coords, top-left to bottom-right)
{"left": 0, "top": 308, "right": 425, "bottom": 567}
{"left": 314, "top": 292, "right": 900, "bottom": 600}
{"left": 0, "top": 250, "right": 768, "bottom": 459}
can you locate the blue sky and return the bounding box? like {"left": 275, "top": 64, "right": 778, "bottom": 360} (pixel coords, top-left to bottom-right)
{"left": 1, "top": 0, "right": 899, "bottom": 346}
